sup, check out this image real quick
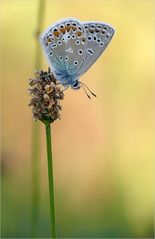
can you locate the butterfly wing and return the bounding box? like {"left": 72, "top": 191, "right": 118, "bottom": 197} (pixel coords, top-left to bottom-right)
{"left": 39, "top": 18, "right": 87, "bottom": 85}
{"left": 74, "top": 22, "right": 115, "bottom": 78}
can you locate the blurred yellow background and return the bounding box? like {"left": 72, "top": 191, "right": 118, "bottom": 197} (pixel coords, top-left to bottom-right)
{"left": 1, "top": 0, "right": 154, "bottom": 238}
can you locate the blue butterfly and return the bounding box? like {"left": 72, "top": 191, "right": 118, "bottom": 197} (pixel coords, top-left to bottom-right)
{"left": 40, "top": 18, "right": 115, "bottom": 97}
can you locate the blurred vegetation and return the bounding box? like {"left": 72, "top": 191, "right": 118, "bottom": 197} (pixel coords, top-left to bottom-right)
{"left": 1, "top": 0, "right": 154, "bottom": 238}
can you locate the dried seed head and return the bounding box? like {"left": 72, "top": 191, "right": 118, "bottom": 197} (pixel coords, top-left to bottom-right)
{"left": 45, "top": 82, "right": 55, "bottom": 94}
{"left": 28, "top": 68, "right": 64, "bottom": 123}
{"left": 43, "top": 93, "right": 50, "bottom": 101}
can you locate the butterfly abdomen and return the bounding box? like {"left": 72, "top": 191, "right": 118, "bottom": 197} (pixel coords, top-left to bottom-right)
{"left": 54, "top": 68, "right": 77, "bottom": 87}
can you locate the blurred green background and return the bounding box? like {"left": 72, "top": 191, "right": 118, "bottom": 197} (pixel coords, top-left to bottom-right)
{"left": 1, "top": 0, "right": 154, "bottom": 238}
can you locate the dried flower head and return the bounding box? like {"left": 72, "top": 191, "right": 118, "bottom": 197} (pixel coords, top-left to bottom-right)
{"left": 28, "top": 68, "right": 64, "bottom": 124}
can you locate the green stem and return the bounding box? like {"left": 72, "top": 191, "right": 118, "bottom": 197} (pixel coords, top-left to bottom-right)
{"left": 34, "top": 0, "right": 46, "bottom": 69}
{"left": 32, "top": 122, "right": 40, "bottom": 237}
{"left": 32, "top": 0, "right": 46, "bottom": 237}
{"left": 45, "top": 122, "right": 56, "bottom": 238}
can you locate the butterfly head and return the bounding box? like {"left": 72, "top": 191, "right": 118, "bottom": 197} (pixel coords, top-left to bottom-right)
{"left": 71, "top": 79, "right": 81, "bottom": 90}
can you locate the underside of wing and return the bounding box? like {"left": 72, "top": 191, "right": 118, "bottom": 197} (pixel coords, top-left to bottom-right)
{"left": 75, "top": 21, "right": 115, "bottom": 77}
{"left": 39, "top": 18, "right": 86, "bottom": 83}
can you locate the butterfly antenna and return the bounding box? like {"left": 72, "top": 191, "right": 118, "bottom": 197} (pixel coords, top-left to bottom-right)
{"left": 80, "top": 84, "right": 91, "bottom": 99}
{"left": 80, "top": 81, "right": 97, "bottom": 97}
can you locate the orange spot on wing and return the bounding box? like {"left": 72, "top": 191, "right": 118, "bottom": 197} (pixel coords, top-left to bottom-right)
{"left": 90, "top": 28, "right": 95, "bottom": 33}
{"left": 53, "top": 31, "right": 60, "bottom": 37}
{"left": 72, "top": 26, "right": 77, "bottom": 31}
{"left": 46, "top": 38, "right": 53, "bottom": 45}
{"left": 77, "top": 31, "right": 82, "bottom": 37}
{"left": 59, "top": 27, "right": 66, "bottom": 34}
{"left": 95, "top": 28, "right": 100, "bottom": 33}
{"left": 65, "top": 26, "right": 71, "bottom": 32}
{"left": 47, "top": 38, "right": 52, "bottom": 42}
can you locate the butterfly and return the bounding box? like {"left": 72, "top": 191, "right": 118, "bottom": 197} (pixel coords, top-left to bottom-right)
{"left": 39, "top": 18, "right": 115, "bottom": 97}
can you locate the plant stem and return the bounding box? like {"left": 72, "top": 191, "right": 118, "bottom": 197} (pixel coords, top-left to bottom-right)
{"left": 32, "top": 122, "right": 40, "bottom": 237}
{"left": 34, "top": 0, "right": 46, "bottom": 69}
{"left": 32, "top": 0, "right": 46, "bottom": 237}
{"left": 45, "top": 122, "right": 56, "bottom": 238}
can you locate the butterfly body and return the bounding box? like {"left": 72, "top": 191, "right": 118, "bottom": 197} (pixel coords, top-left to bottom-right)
{"left": 40, "top": 18, "right": 115, "bottom": 90}
{"left": 53, "top": 63, "right": 80, "bottom": 88}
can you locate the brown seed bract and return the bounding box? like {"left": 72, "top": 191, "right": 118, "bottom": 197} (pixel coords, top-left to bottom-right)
{"left": 28, "top": 68, "right": 64, "bottom": 123}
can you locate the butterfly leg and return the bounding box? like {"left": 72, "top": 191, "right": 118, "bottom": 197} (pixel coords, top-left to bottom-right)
{"left": 61, "top": 86, "right": 69, "bottom": 93}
